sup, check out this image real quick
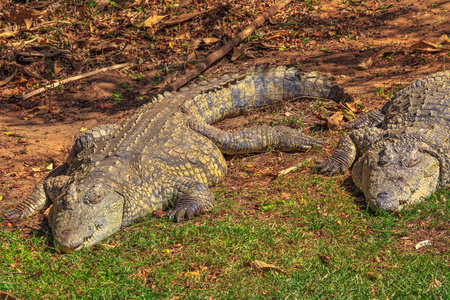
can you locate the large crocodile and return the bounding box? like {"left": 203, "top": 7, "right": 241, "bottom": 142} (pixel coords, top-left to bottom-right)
{"left": 318, "top": 71, "right": 450, "bottom": 212}
{"left": 6, "top": 65, "right": 348, "bottom": 252}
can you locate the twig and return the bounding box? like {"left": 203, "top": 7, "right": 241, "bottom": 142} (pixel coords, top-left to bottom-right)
{"left": 159, "top": 0, "right": 292, "bottom": 94}
{"left": 17, "top": 63, "right": 133, "bottom": 100}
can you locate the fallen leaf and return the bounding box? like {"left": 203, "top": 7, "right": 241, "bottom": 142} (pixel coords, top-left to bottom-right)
{"left": 185, "top": 270, "right": 200, "bottom": 277}
{"left": 143, "top": 14, "right": 168, "bottom": 28}
{"left": 430, "top": 277, "right": 442, "bottom": 288}
{"left": 5, "top": 5, "right": 47, "bottom": 24}
{"left": 43, "top": 205, "right": 52, "bottom": 219}
{"left": 202, "top": 37, "right": 220, "bottom": 44}
{"left": 231, "top": 46, "right": 245, "bottom": 61}
{"left": 410, "top": 40, "right": 450, "bottom": 52}
{"left": 80, "top": 127, "right": 88, "bottom": 132}
{"left": 357, "top": 56, "right": 373, "bottom": 70}
{"left": 98, "top": 243, "right": 116, "bottom": 249}
{"left": 24, "top": 18, "right": 33, "bottom": 30}
{"left": 0, "top": 31, "right": 16, "bottom": 39}
{"left": 415, "top": 240, "right": 432, "bottom": 250}
{"left": 438, "top": 34, "right": 450, "bottom": 45}
{"left": 187, "top": 38, "right": 202, "bottom": 52}
{"left": 251, "top": 260, "right": 283, "bottom": 273}
{"left": 32, "top": 167, "right": 41, "bottom": 172}
{"left": 326, "top": 111, "right": 344, "bottom": 128}
{"left": 342, "top": 102, "right": 358, "bottom": 113}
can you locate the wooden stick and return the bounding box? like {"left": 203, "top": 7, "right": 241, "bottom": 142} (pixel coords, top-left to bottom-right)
{"left": 160, "top": 0, "right": 292, "bottom": 94}
{"left": 18, "top": 63, "right": 132, "bottom": 100}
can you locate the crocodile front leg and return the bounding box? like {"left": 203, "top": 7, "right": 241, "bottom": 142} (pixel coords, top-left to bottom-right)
{"left": 188, "top": 118, "right": 323, "bottom": 154}
{"left": 317, "top": 127, "right": 384, "bottom": 175}
{"left": 166, "top": 178, "right": 215, "bottom": 222}
{"left": 6, "top": 163, "right": 69, "bottom": 219}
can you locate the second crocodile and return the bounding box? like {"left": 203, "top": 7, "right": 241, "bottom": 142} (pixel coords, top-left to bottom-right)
{"left": 7, "top": 65, "right": 348, "bottom": 252}
{"left": 318, "top": 71, "right": 450, "bottom": 212}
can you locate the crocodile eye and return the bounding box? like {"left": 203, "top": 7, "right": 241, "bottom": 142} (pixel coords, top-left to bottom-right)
{"left": 85, "top": 191, "right": 103, "bottom": 205}
{"left": 403, "top": 152, "right": 422, "bottom": 168}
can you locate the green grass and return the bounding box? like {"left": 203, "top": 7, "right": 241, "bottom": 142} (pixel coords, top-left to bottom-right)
{"left": 2, "top": 173, "right": 450, "bottom": 299}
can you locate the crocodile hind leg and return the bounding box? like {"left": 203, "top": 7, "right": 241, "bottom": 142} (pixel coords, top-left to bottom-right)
{"left": 187, "top": 118, "right": 323, "bottom": 155}
{"left": 6, "top": 124, "right": 120, "bottom": 220}
{"left": 166, "top": 178, "right": 215, "bottom": 222}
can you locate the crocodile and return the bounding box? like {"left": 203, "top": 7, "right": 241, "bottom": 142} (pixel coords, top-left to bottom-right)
{"left": 317, "top": 71, "right": 450, "bottom": 212}
{"left": 6, "top": 65, "right": 349, "bottom": 252}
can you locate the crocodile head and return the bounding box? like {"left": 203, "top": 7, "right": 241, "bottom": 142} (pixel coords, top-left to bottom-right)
{"left": 352, "top": 137, "right": 441, "bottom": 212}
{"left": 48, "top": 172, "right": 125, "bottom": 252}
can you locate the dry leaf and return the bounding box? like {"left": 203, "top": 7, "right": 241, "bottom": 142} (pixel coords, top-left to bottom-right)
{"left": 357, "top": 56, "right": 373, "bottom": 70}
{"left": 251, "top": 260, "right": 283, "bottom": 273}
{"left": 0, "top": 31, "right": 16, "bottom": 39}
{"left": 187, "top": 38, "right": 202, "bottom": 52}
{"left": 43, "top": 205, "right": 53, "bottom": 219}
{"left": 326, "top": 111, "right": 344, "bottom": 128}
{"left": 415, "top": 240, "right": 431, "bottom": 249}
{"left": 143, "top": 14, "right": 168, "bottom": 28}
{"left": 438, "top": 34, "right": 450, "bottom": 45}
{"left": 80, "top": 127, "right": 88, "bottom": 132}
{"left": 342, "top": 102, "right": 358, "bottom": 113}
{"left": 231, "top": 46, "right": 245, "bottom": 61}
{"left": 25, "top": 105, "right": 51, "bottom": 119}
{"left": 410, "top": 40, "right": 450, "bottom": 52}
{"left": 98, "top": 243, "right": 116, "bottom": 249}
{"left": 185, "top": 270, "right": 200, "bottom": 277}
{"left": 6, "top": 5, "right": 47, "bottom": 24}
{"left": 430, "top": 277, "right": 442, "bottom": 288}
{"left": 24, "top": 18, "right": 33, "bottom": 30}
{"left": 202, "top": 37, "right": 220, "bottom": 44}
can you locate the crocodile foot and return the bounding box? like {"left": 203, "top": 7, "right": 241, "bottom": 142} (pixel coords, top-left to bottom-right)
{"left": 316, "top": 150, "right": 352, "bottom": 175}
{"left": 167, "top": 199, "right": 208, "bottom": 222}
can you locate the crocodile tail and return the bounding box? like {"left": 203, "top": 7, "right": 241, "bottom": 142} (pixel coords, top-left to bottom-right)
{"left": 184, "top": 65, "right": 350, "bottom": 124}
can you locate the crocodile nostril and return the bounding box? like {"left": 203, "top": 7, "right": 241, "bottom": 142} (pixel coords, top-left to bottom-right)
{"left": 377, "top": 192, "right": 390, "bottom": 199}
{"left": 61, "top": 229, "right": 72, "bottom": 236}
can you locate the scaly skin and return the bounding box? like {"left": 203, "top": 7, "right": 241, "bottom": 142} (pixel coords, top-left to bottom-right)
{"left": 318, "top": 71, "right": 450, "bottom": 212}
{"left": 6, "top": 65, "right": 349, "bottom": 252}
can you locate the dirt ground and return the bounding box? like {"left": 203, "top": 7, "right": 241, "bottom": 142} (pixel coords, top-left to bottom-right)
{"left": 0, "top": 0, "right": 449, "bottom": 231}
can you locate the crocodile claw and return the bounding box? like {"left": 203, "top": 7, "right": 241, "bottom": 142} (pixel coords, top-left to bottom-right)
{"left": 167, "top": 201, "right": 206, "bottom": 222}
{"left": 316, "top": 150, "right": 351, "bottom": 175}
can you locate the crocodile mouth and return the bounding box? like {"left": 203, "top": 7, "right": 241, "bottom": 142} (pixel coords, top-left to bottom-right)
{"left": 58, "top": 223, "right": 104, "bottom": 253}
